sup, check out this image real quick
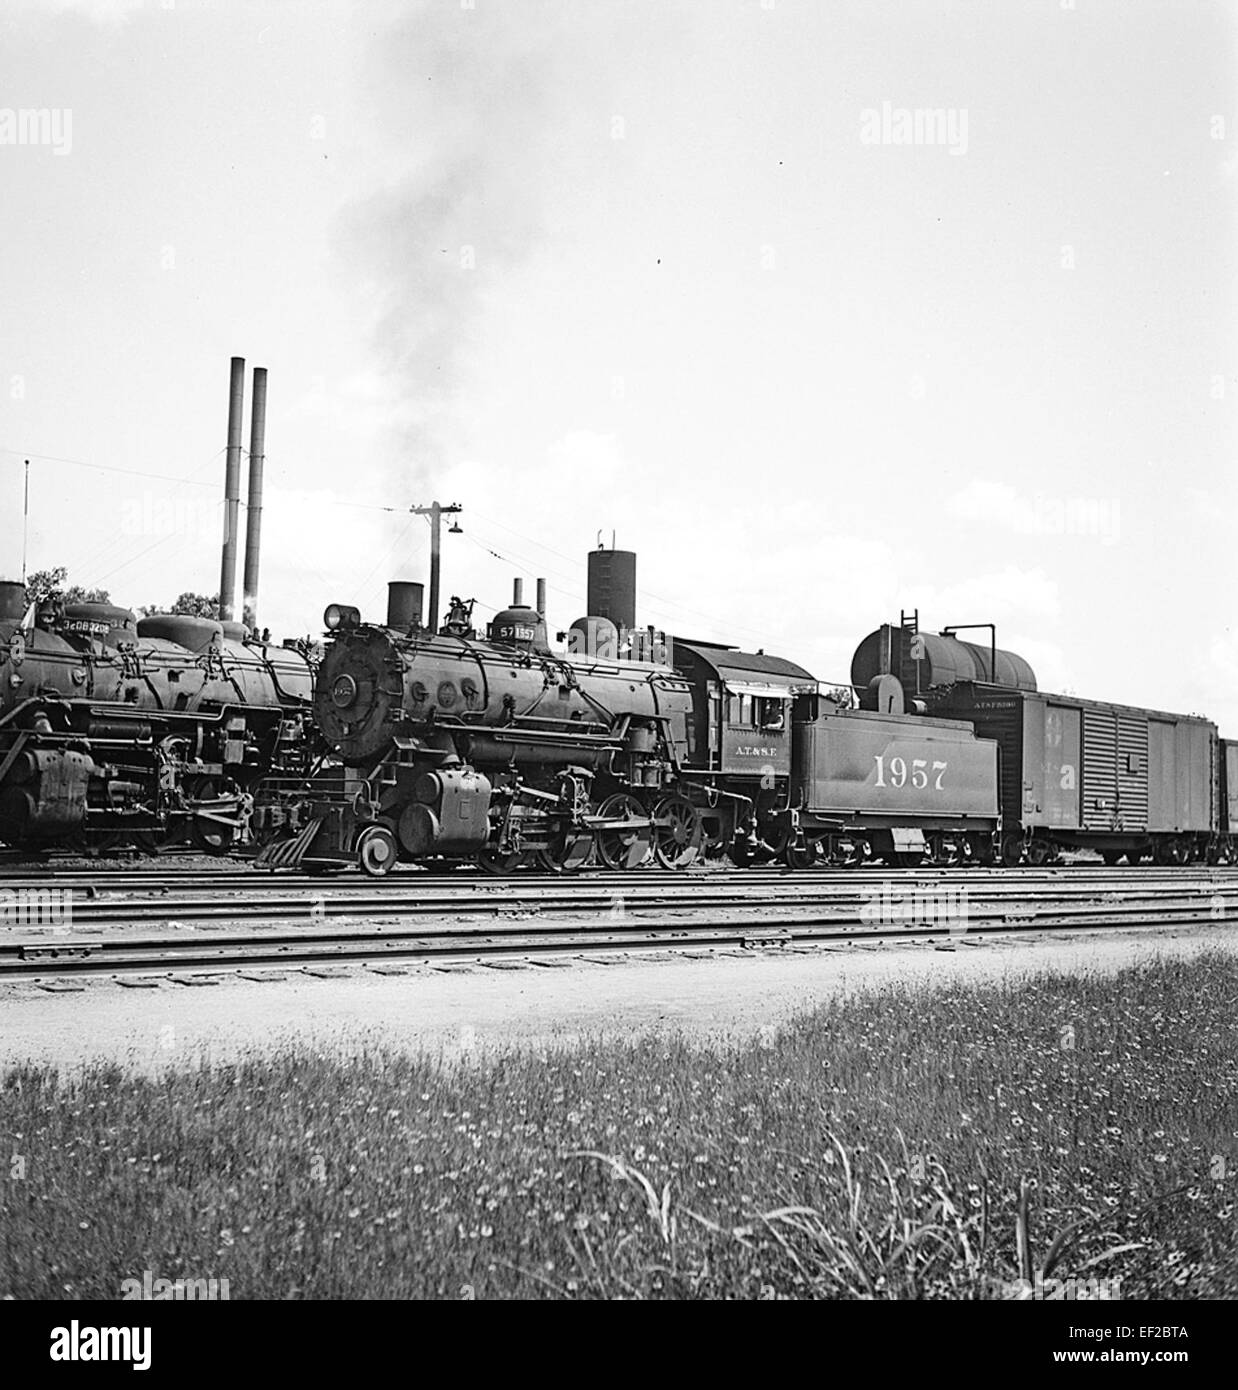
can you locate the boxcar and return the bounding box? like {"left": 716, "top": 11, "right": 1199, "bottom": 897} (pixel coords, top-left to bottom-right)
{"left": 929, "top": 682, "right": 1218, "bottom": 864}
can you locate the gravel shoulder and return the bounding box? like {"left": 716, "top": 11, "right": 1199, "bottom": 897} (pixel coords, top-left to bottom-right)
{"left": 2, "top": 923, "right": 1235, "bottom": 1074}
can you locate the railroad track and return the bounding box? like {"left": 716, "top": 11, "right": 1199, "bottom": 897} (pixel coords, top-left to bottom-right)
{"left": 2, "top": 865, "right": 1237, "bottom": 922}
{"left": 1, "top": 870, "right": 1231, "bottom": 982}
{"left": 4, "top": 862, "right": 1238, "bottom": 891}
{"left": 1, "top": 911, "right": 1221, "bottom": 982}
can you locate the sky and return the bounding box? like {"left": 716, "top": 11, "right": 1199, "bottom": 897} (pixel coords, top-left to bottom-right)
{"left": 0, "top": 0, "right": 1235, "bottom": 725}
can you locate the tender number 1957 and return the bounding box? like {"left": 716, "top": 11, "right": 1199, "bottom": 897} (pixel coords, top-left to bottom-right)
{"left": 873, "top": 754, "right": 947, "bottom": 790}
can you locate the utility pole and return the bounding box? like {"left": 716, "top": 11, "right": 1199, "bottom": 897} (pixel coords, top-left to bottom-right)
{"left": 410, "top": 501, "right": 462, "bottom": 634}
{"left": 21, "top": 458, "right": 29, "bottom": 585}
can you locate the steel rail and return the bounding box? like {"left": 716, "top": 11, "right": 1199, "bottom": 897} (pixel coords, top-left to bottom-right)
{"left": 1, "top": 904, "right": 1229, "bottom": 980}
{"left": 5, "top": 882, "right": 1237, "bottom": 930}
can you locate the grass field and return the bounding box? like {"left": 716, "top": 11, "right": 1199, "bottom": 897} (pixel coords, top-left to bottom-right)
{"left": 2, "top": 953, "right": 1236, "bottom": 1299}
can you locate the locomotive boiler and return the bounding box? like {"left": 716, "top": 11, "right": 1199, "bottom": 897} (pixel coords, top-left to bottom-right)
{"left": 254, "top": 585, "right": 698, "bottom": 874}
{"left": 0, "top": 580, "right": 312, "bottom": 853}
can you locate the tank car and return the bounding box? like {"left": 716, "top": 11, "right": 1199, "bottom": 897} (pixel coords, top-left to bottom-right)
{"left": 0, "top": 580, "right": 313, "bottom": 854}
{"left": 254, "top": 592, "right": 697, "bottom": 875}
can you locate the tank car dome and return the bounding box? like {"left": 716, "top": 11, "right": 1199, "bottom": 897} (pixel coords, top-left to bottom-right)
{"left": 851, "top": 624, "right": 1036, "bottom": 693}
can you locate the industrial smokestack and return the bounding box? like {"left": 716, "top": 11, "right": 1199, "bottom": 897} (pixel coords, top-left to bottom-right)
{"left": 536, "top": 578, "right": 546, "bottom": 618}
{"left": 218, "top": 356, "right": 245, "bottom": 623}
{"left": 512, "top": 577, "right": 524, "bottom": 606}
{"left": 587, "top": 546, "right": 636, "bottom": 632}
{"left": 242, "top": 366, "right": 267, "bottom": 630}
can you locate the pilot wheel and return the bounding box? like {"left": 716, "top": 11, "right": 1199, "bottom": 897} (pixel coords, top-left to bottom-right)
{"left": 356, "top": 824, "right": 399, "bottom": 877}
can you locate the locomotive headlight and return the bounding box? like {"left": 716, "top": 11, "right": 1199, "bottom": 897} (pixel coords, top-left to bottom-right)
{"left": 324, "top": 603, "right": 361, "bottom": 632}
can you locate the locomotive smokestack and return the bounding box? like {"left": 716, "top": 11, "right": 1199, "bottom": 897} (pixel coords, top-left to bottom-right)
{"left": 536, "top": 578, "right": 546, "bottom": 618}
{"left": 242, "top": 366, "right": 267, "bottom": 630}
{"left": 512, "top": 578, "right": 524, "bottom": 606}
{"left": 387, "top": 580, "right": 424, "bottom": 631}
{"left": 218, "top": 356, "right": 245, "bottom": 623}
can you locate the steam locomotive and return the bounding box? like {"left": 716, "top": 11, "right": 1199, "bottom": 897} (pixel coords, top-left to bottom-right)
{"left": 253, "top": 587, "right": 698, "bottom": 874}
{"left": 0, "top": 579, "right": 313, "bottom": 853}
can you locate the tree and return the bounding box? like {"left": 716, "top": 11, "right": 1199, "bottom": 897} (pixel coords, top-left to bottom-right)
{"left": 24, "top": 567, "right": 110, "bottom": 606}
{"left": 138, "top": 592, "right": 219, "bottom": 619}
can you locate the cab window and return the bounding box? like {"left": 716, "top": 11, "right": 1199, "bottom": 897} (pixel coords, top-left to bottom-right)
{"left": 758, "top": 698, "right": 785, "bottom": 730}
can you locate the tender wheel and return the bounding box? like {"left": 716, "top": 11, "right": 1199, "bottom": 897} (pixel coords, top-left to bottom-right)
{"left": 596, "top": 793, "right": 651, "bottom": 870}
{"left": 1026, "top": 839, "right": 1051, "bottom": 867}
{"left": 729, "top": 839, "right": 755, "bottom": 868}
{"left": 356, "top": 824, "right": 399, "bottom": 877}
{"left": 1001, "top": 834, "right": 1024, "bottom": 868}
{"left": 652, "top": 794, "right": 702, "bottom": 870}
{"left": 925, "top": 833, "right": 952, "bottom": 867}
{"left": 784, "top": 840, "right": 815, "bottom": 870}
{"left": 849, "top": 837, "right": 873, "bottom": 867}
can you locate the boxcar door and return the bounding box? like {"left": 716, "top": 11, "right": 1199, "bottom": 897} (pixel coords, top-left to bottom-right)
{"left": 1042, "top": 704, "right": 1081, "bottom": 828}
{"left": 1147, "top": 720, "right": 1176, "bottom": 831}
